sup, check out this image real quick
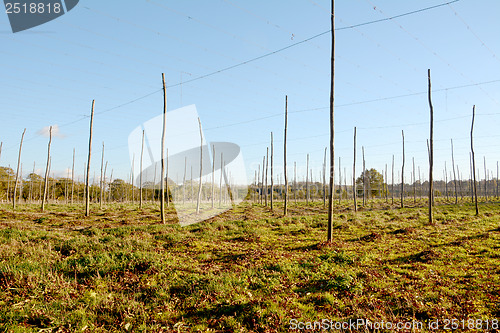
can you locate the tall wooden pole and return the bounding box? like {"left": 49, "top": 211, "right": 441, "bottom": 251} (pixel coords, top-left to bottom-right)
{"left": 131, "top": 155, "right": 135, "bottom": 204}
{"left": 100, "top": 142, "right": 105, "bottom": 209}
{"left": 183, "top": 157, "right": 187, "bottom": 205}
{"left": 412, "top": 157, "right": 416, "bottom": 204}
{"left": 483, "top": 156, "right": 487, "bottom": 201}
{"left": 284, "top": 96, "right": 288, "bottom": 216}
{"left": 323, "top": 147, "right": 327, "bottom": 208}
{"left": 212, "top": 145, "right": 215, "bottom": 209}
{"left": 196, "top": 118, "right": 203, "bottom": 214}
{"left": 451, "top": 139, "right": 458, "bottom": 204}
{"left": 18, "top": 164, "right": 23, "bottom": 203}
{"left": 497, "top": 161, "right": 499, "bottom": 199}
{"left": 152, "top": 164, "right": 156, "bottom": 202}
{"left": 327, "top": 0, "right": 335, "bottom": 242}
{"left": 391, "top": 154, "right": 395, "bottom": 205}
{"left": 306, "top": 153, "right": 309, "bottom": 204}
{"left": 270, "top": 132, "right": 274, "bottom": 211}
{"left": 353, "top": 127, "right": 357, "bottom": 211}
{"left": 457, "top": 165, "right": 463, "bottom": 200}
{"left": 385, "top": 163, "right": 388, "bottom": 203}
{"left": 338, "top": 156, "right": 341, "bottom": 204}
{"left": 140, "top": 130, "right": 145, "bottom": 209}
{"left": 294, "top": 161, "right": 297, "bottom": 203}
{"left": 471, "top": 105, "right": 478, "bottom": 215}
{"left": 344, "top": 167, "right": 347, "bottom": 202}
{"left": 445, "top": 162, "right": 448, "bottom": 201}
{"left": 166, "top": 149, "right": 169, "bottom": 207}
{"left": 85, "top": 101, "right": 95, "bottom": 217}
{"left": 427, "top": 70, "right": 434, "bottom": 224}
{"left": 265, "top": 147, "right": 268, "bottom": 206}
{"left": 219, "top": 152, "right": 223, "bottom": 207}
{"left": 401, "top": 130, "right": 405, "bottom": 208}
{"left": 13, "top": 129, "right": 26, "bottom": 209}
{"left": 362, "top": 146, "right": 366, "bottom": 206}
{"left": 71, "top": 148, "right": 75, "bottom": 205}
{"left": 161, "top": 74, "right": 167, "bottom": 223}
{"left": 469, "top": 152, "right": 473, "bottom": 203}
{"left": 261, "top": 156, "right": 265, "bottom": 204}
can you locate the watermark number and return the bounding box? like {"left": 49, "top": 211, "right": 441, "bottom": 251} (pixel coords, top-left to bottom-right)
{"left": 5, "top": 2, "right": 62, "bottom": 14}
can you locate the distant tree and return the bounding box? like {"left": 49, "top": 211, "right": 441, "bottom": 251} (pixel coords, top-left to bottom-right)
{"left": 356, "top": 168, "right": 385, "bottom": 198}
{"left": 0, "top": 167, "right": 15, "bottom": 201}
{"left": 110, "top": 179, "right": 128, "bottom": 202}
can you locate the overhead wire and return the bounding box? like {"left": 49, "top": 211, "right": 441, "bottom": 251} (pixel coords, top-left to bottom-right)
{"left": 447, "top": 3, "right": 500, "bottom": 64}
{"left": 365, "top": 0, "right": 499, "bottom": 105}
{"left": 72, "top": 0, "right": 471, "bottom": 120}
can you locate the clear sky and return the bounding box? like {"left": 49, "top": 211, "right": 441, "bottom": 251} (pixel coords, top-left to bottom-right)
{"left": 1, "top": 0, "right": 499, "bottom": 186}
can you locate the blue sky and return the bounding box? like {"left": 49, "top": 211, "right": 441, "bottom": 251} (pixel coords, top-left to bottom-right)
{"left": 1, "top": 0, "right": 499, "bottom": 186}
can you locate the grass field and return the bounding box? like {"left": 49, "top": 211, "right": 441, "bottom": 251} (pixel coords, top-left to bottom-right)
{"left": 0, "top": 199, "right": 499, "bottom": 332}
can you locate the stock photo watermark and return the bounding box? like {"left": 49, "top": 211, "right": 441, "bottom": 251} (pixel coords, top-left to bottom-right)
{"left": 289, "top": 318, "right": 499, "bottom": 331}
{"left": 3, "top": 0, "right": 79, "bottom": 33}
{"left": 128, "top": 104, "right": 248, "bottom": 226}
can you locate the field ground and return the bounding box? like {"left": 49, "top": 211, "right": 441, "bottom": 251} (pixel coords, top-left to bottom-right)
{"left": 0, "top": 198, "right": 499, "bottom": 332}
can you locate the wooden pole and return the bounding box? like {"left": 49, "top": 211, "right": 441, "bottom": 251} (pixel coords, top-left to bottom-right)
{"left": 401, "top": 130, "right": 405, "bottom": 208}
{"left": 497, "top": 161, "right": 499, "bottom": 199}
{"left": 362, "top": 146, "right": 366, "bottom": 206}
{"left": 469, "top": 152, "right": 473, "bottom": 203}
{"left": 183, "top": 157, "right": 187, "bottom": 205}
{"left": 385, "top": 163, "right": 388, "bottom": 203}
{"left": 451, "top": 139, "right": 458, "bottom": 204}
{"left": 109, "top": 169, "right": 113, "bottom": 203}
{"left": 190, "top": 166, "right": 193, "bottom": 203}
{"left": 471, "top": 105, "right": 479, "bottom": 215}
{"left": 131, "top": 155, "right": 135, "bottom": 204}
{"left": 212, "top": 145, "right": 215, "bottom": 209}
{"left": 18, "top": 164, "right": 23, "bottom": 203}
{"left": 70, "top": 148, "right": 75, "bottom": 205}
{"left": 412, "top": 157, "right": 416, "bottom": 204}
{"left": 457, "top": 165, "right": 463, "bottom": 200}
{"left": 391, "top": 154, "right": 394, "bottom": 205}
{"left": 284, "top": 96, "right": 288, "bottom": 216}
{"left": 261, "top": 156, "right": 265, "bottom": 204}
{"left": 353, "top": 127, "right": 357, "bottom": 211}
{"left": 265, "top": 147, "right": 268, "bottom": 206}
{"left": 306, "top": 153, "right": 309, "bottom": 205}
{"left": 219, "top": 152, "right": 223, "bottom": 207}
{"left": 445, "top": 162, "right": 449, "bottom": 201}
{"left": 12, "top": 129, "right": 26, "bottom": 209}
{"left": 152, "top": 163, "right": 157, "bottom": 202}
{"left": 161, "top": 74, "right": 167, "bottom": 223}
{"left": 327, "top": 0, "right": 335, "bottom": 243}
{"left": 427, "top": 70, "right": 434, "bottom": 224}
{"left": 323, "top": 147, "right": 327, "bottom": 208}
{"left": 338, "top": 156, "right": 341, "bottom": 204}
{"left": 270, "top": 132, "right": 274, "bottom": 211}
{"left": 483, "top": 156, "right": 487, "bottom": 201}
{"left": 166, "top": 148, "right": 169, "bottom": 207}
{"left": 344, "top": 167, "right": 347, "bottom": 202}
{"left": 41, "top": 127, "right": 53, "bottom": 211}
{"left": 140, "top": 130, "right": 145, "bottom": 209}
{"left": 294, "top": 161, "right": 297, "bottom": 204}
{"left": 85, "top": 101, "right": 95, "bottom": 217}
{"left": 196, "top": 118, "right": 203, "bottom": 214}
{"left": 100, "top": 142, "right": 105, "bottom": 209}
{"left": 103, "top": 161, "right": 107, "bottom": 206}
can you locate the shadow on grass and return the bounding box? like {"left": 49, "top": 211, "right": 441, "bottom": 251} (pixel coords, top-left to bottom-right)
{"left": 183, "top": 300, "right": 266, "bottom": 332}
{"left": 387, "top": 249, "right": 440, "bottom": 264}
